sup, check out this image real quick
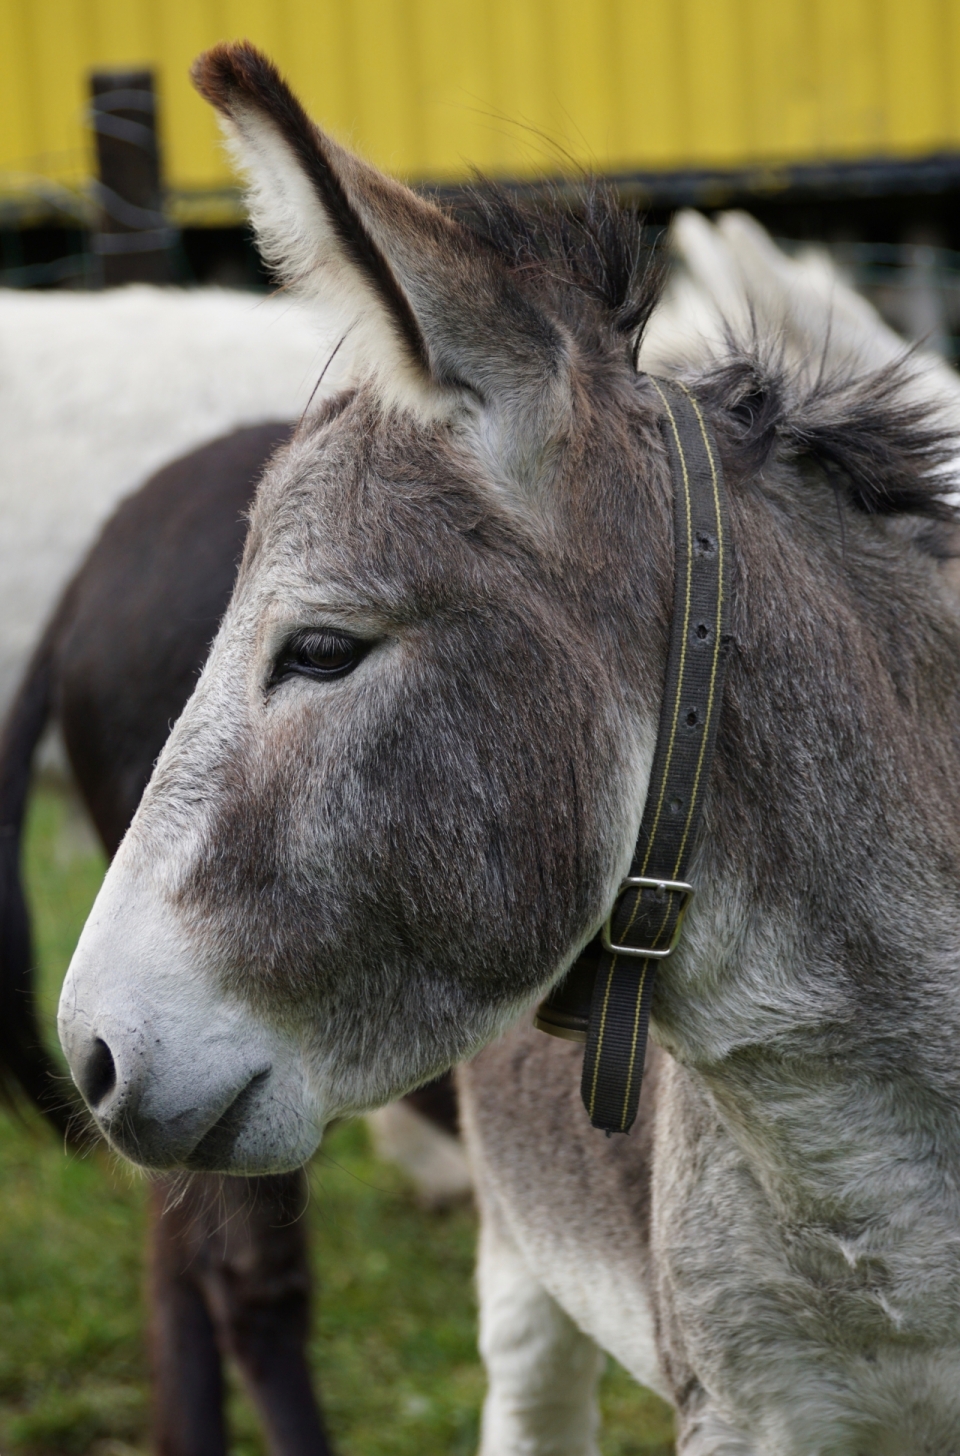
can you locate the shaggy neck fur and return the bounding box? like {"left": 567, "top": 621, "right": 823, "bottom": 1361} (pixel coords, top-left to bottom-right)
{"left": 642, "top": 392, "right": 960, "bottom": 1436}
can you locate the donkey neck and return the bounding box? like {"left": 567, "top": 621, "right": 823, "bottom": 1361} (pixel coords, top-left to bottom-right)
{"left": 648, "top": 466, "right": 960, "bottom": 1215}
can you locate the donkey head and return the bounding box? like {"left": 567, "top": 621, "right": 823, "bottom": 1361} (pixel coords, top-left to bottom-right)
{"left": 58, "top": 44, "right": 674, "bottom": 1172}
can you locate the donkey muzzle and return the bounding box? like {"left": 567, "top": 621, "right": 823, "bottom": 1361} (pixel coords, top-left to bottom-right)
{"left": 57, "top": 863, "right": 321, "bottom": 1173}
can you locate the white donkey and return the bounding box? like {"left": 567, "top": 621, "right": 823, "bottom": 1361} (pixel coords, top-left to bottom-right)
{"left": 59, "top": 44, "right": 960, "bottom": 1455}
{"left": 0, "top": 284, "right": 329, "bottom": 725}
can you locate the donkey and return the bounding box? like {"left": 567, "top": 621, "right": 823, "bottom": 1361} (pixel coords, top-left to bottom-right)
{"left": 59, "top": 43, "right": 960, "bottom": 1453}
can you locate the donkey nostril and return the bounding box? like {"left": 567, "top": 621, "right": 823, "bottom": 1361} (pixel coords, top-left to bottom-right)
{"left": 80, "top": 1037, "right": 117, "bottom": 1109}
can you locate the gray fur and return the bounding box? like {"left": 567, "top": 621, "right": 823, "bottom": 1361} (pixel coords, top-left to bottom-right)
{"left": 59, "top": 44, "right": 960, "bottom": 1451}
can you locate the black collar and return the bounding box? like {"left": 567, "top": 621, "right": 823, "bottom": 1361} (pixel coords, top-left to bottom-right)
{"left": 535, "top": 377, "right": 731, "bottom": 1134}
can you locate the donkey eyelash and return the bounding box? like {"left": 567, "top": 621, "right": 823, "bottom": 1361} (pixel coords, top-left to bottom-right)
{"left": 269, "top": 628, "right": 371, "bottom": 687}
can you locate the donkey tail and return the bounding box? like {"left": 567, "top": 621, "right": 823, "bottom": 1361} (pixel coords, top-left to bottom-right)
{"left": 0, "top": 627, "right": 79, "bottom": 1138}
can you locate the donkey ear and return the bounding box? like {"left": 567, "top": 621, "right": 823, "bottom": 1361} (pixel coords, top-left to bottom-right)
{"left": 192, "top": 44, "right": 569, "bottom": 446}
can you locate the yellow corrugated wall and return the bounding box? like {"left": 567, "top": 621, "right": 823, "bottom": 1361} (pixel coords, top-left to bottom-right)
{"left": 1, "top": 0, "right": 959, "bottom": 214}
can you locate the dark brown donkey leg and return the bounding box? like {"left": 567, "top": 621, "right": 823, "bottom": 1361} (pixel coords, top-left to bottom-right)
{"left": 210, "top": 1171, "right": 332, "bottom": 1455}
{"left": 149, "top": 1169, "right": 332, "bottom": 1456}
{"left": 149, "top": 1177, "right": 227, "bottom": 1456}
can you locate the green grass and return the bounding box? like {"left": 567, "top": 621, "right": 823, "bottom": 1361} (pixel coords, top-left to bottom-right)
{"left": 0, "top": 784, "right": 675, "bottom": 1455}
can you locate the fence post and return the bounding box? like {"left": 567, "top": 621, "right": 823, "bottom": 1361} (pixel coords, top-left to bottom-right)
{"left": 89, "top": 69, "right": 177, "bottom": 286}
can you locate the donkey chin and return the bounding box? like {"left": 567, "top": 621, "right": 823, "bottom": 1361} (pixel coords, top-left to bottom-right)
{"left": 57, "top": 864, "right": 322, "bottom": 1173}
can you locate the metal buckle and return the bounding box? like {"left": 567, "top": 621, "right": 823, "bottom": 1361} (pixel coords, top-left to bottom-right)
{"left": 601, "top": 875, "right": 695, "bottom": 959}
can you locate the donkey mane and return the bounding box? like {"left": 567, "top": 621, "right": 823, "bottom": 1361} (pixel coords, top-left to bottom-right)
{"left": 694, "top": 349, "right": 960, "bottom": 530}
{"left": 453, "top": 182, "right": 959, "bottom": 535}
{"left": 453, "top": 182, "right": 665, "bottom": 346}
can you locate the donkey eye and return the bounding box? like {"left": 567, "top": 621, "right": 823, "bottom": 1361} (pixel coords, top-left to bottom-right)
{"left": 272, "top": 629, "right": 367, "bottom": 685}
